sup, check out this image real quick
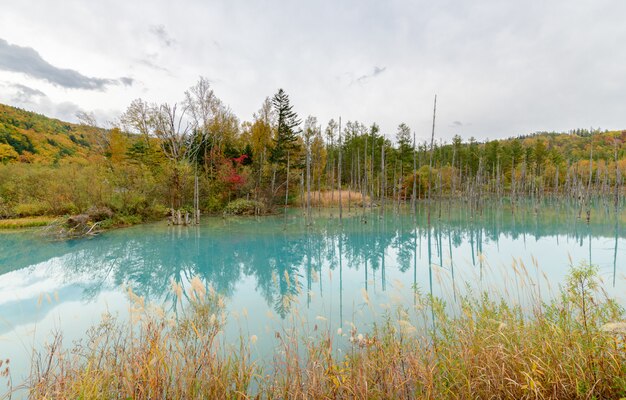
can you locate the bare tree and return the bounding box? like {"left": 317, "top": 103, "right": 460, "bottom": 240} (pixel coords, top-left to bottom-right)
{"left": 303, "top": 116, "right": 319, "bottom": 223}
{"left": 184, "top": 77, "right": 220, "bottom": 168}
{"left": 120, "top": 99, "right": 154, "bottom": 141}
{"left": 152, "top": 103, "right": 192, "bottom": 163}
{"left": 338, "top": 117, "right": 343, "bottom": 221}
{"left": 76, "top": 110, "right": 110, "bottom": 153}
{"left": 428, "top": 95, "right": 437, "bottom": 225}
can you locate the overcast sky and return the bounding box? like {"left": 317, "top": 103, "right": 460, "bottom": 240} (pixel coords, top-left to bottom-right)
{"left": 1, "top": 0, "right": 625, "bottom": 142}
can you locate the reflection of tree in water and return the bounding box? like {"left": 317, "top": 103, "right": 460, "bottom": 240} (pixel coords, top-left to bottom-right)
{"left": 339, "top": 217, "right": 396, "bottom": 278}
{"left": 242, "top": 231, "right": 306, "bottom": 318}
{"left": 4, "top": 202, "right": 624, "bottom": 316}
{"left": 63, "top": 227, "right": 245, "bottom": 301}
{"left": 392, "top": 215, "right": 415, "bottom": 273}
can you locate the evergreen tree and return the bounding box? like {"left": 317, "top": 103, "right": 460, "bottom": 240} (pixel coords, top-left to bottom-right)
{"left": 270, "top": 89, "right": 301, "bottom": 166}
{"left": 396, "top": 122, "right": 412, "bottom": 168}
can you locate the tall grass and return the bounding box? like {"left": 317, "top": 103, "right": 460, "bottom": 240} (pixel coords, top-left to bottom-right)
{"left": 0, "top": 217, "right": 57, "bottom": 229}
{"left": 300, "top": 190, "right": 369, "bottom": 208}
{"left": 7, "top": 264, "right": 626, "bottom": 399}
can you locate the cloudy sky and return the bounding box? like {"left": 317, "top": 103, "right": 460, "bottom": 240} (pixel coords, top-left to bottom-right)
{"left": 1, "top": 0, "right": 625, "bottom": 142}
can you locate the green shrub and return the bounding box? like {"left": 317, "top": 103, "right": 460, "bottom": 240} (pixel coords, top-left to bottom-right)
{"left": 99, "top": 214, "right": 143, "bottom": 229}
{"left": 12, "top": 202, "right": 50, "bottom": 217}
{"left": 204, "top": 196, "right": 225, "bottom": 214}
{"left": 144, "top": 203, "right": 170, "bottom": 220}
{"left": 114, "top": 214, "right": 143, "bottom": 226}
{"left": 48, "top": 202, "right": 78, "bottom": 216}
{"left": 223, "top": 198, "right": 263, "bottom": 215}
{"left": 0, "top": 196, "right": 11, "bottom": 218}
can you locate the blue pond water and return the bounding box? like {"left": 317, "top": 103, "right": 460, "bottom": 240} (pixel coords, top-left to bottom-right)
{"left": 0, "top": 203, "right": 624, "bottom": 384}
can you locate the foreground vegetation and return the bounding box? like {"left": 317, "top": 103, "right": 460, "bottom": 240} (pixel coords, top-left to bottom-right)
{"left": 6, "top": 263, "right": 624, "bottom": 399}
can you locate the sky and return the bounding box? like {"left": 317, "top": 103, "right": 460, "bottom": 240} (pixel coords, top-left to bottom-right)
{"left": 1, "top": 0, "right": 625, "bottom": 143}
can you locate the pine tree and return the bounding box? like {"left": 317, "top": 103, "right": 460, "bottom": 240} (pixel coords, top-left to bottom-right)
{"left": 396, "top": 122, "right": 412, "bottom": 169}
{"left": 270, "top": 89, "right": 301, "bottom": 166}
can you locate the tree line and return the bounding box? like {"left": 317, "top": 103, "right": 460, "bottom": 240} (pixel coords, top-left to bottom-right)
{"left": 114, "top": 78, "right": 626, "bottom": 215}
{"left": 1, "top": 77, "right": 625, "bottom": 222}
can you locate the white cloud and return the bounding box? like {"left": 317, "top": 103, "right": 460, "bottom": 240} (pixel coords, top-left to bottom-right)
{"left": 0, "top": 39, "right": 132, "bottom": 90}
{"left": 0, "top": 0, "right": 624, "bottom": 141}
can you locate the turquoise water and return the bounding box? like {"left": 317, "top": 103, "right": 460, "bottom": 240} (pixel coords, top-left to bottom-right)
{"left": 0, "top": 203, "right": 625, "bottom": 385}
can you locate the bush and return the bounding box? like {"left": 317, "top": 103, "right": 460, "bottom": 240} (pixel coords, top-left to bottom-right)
{"left": 48, "top": 202, "right": 78, "bottom": 216}
{"left": 113, "top": 214, "right": 143, "bottom": 226}
{"left": 202, "top": 195, "right": 223, "bottom": 214}
{"left": 12, "top": 202, "right": 50, "bottom": 217}
{"left": 223, "top": 198, "right": 263, "bottom": 215}
{"left": 86, "top": 206, "right": 114, "bottom": 222}
{"left": 0, "top": 196, "right": 11, "bottom": 218}
{"left": 143, "top": 203, "right": 170, "bottom": 220}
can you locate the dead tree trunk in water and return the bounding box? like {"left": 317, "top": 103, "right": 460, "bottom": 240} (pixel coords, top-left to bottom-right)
{"left": 411, "top": 131, "right": 417, "bottom": 216}
{"left": 438, "top": 169, "right": 443, "bottom": 219}
{"left": 284, "top": 152, "right": 290, "bottom": 226}
{"left": 318, "top": 173, "right": 322, "bottom": 213}
{"left": 428, "top": 95, "right": 437, "bottom": 226}
{"left": 338, "top": 117, "right": 343, "bottom": 222}
{"left": 300, "top": 171, "right": 305, "bottom": 214}
{"left": 306, "top": 134, "right": 312, "bottom": 223}
{"left": 370, "top": 129, "right": 376, "bottom": 211}
{"left": 380, "top": 139, "right": 385, "bottom": 218}
{"left": 615, "top": 140, "right": 621, "bottom": 211}
{"left": 363, "top": 136, "right": 369, "bottom": 221}
{"left": 586, "top": 146, "right": 593, "bottom": 222}
{"left": 329, "top": 133, "right": 334, "bottom": 206}
{"left": 348, "top": 154, "right": 354, "bottom": 213}
{"left": 194, "top": 172, "right": 200, "bottom": 224}
{"left": 370, "top": 127, "right": 375, "bottom": 211}
{"left": 271, "top": 165, "right": 277, "bottom": 207}
{"left": 554, "top": 162, "right": 560, "bottom": 198}
{"left": 392, "top": 162, "right": 397, "bottom": 212}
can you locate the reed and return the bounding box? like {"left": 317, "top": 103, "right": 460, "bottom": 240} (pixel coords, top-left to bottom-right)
{"left": 0, "top": 217, "right": 56, "bottom": 229}
{"left": 300, "top": 190, "right": 368, "bottom": 208}
{"left": 7, "top": 264, "right": 626, "bottom": 399}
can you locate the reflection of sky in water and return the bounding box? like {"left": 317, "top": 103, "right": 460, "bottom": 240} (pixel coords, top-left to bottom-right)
{"left": 0, "top": 205, "right": 625, "bottom": 386}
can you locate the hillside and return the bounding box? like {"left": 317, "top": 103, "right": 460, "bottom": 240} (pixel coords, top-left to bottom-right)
{"left": 498, "top": 129, "right": 626, "bottom": 162}
{"left": 0, "top": 103, "right": 100, "bottom": 164}
{"left": 1, "top": 102, "right": 625, "bottom": 167}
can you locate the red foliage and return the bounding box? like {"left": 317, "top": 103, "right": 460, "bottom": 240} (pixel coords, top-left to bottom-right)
{"left": 215, "top": 153, "right": 248, "bottom": 192}
{"left": 227, "top": 171, "right": 245, "bottom": 186}
{"left": 232, "top": 154, "right": 249, "bottom": 164}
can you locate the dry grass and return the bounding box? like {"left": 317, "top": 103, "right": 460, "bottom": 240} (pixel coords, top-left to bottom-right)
{"left": 0, "top": 216, "right": 57, "bottom": 229}
{"left": 5, "top": 264, "right": 626, "bottom": 399}
{"left": 299, "top": 190, "right": 369, "bottom": 208}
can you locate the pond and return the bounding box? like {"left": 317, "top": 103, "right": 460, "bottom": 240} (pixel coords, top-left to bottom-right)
{"left": 1, "top": 201, "right": 625, "bottom": 384}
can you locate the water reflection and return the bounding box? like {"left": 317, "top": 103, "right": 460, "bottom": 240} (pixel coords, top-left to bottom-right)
{"left": 0, "top": 203, "right": 625, "bottom": 326}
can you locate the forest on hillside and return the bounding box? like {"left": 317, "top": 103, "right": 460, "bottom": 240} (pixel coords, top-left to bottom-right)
{"left": 1, "top": 77, "right": 625, "bottom": 224}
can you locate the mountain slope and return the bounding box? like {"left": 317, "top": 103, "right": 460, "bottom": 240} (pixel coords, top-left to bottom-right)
{"left": 1, "top": 102, "right": 624, "bottom": 166}
{"left": 0, "top": 103, "right": 100, "bottom": 164}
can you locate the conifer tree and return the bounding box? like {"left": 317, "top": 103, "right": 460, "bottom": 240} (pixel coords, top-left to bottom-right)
{"left": 270, "top": 88, "right": 301, "bottom": 166}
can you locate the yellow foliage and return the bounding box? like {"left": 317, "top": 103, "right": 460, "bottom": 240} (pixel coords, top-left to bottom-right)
{"left": 109, "top": 127, "right": 128, "bottom": 165}
{"left": 0, "top": 143, "right": 18, "bottom": 163}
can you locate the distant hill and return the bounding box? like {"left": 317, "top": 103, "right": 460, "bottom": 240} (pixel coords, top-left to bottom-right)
{"left": 0, "top": 103, "right": 100, "bottom": 164}
{"left": 1, "top": 102, "right": 624, "bottom": 166}
{"left": 496, "top": 129, "right": 626, "bottom": 161}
